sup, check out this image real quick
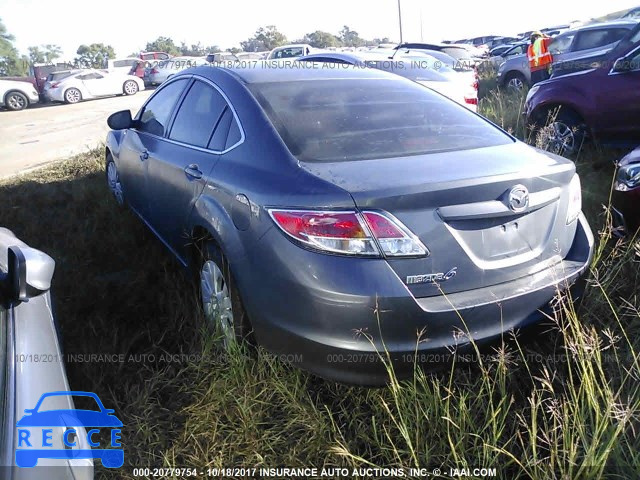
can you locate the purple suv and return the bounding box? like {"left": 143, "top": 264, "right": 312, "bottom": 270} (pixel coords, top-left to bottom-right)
{"left": 524, "top": 23, "right": 640, "bottom": 156}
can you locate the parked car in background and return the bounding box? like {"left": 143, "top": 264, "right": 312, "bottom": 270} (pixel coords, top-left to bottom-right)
{"left": 0, "top": 228, "right": 94, "bottom": 478}
{"left": 104, "top": 64, "right": 593, "bottom": 385}
{"left": 298, "top": 52, "right": 478, "bottom": 110}
{"left": 2, "top": 62, "right": 74, "bottom": 100}
{"left": 0, "top": 79, "right": 39, "bottom": 111}
{"left": 44, "top": 69, "right": 145, "bottom": 104}
{"left": 622, "top": 7, "right": 640, "bottom": 20}
{"left": 498, "top": 20, "right": 638, "bottom": 89}
{"left": 525, "top": 25, "right": 640, "bottom": 156}
{"left": 397, "top": 43, "right": 478, "bottom": 66}
{"left": 145, "top": 57, "right": 208, "bottom": 86}
{"left": 205, "top": 52, "right": 240, "bottom": 63}
{"left": 139, "top": 51, "right": 171, "bottom": 62}
{"left": 266, "top": 44, "right": 314, "bottom": 60}
{"left": 107, "top": 57, "right": 140, "bottom": 74}
{"left": 550, "top": 20, "right": 638, "bottom": 76}
{"left": 613, "top": 146, "right": 640, "bottom": 234}
{"left": 488, "top": 41, "right": 529, "bottom": 70}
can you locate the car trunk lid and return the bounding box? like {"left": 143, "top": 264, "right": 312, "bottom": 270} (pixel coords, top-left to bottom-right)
{"left": 301, "top": 141, "right": 578, "bottom": 298}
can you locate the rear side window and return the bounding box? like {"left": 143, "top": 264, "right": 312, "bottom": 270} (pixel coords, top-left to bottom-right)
{"left": 573, "top": 29, "right": 616, "bottom": 51}
{"left": 250, "top": 78, "right": 511, "bottom": 162}
{"left": 169, "top": 80, "right": 227, "bottom": 148}
{"left": 225, "top": 115, "right": 242, "bottom": 149}
{"left": 209, "top": 108, "right": 232, "bottom": 151}
{"left": 138, "top": 79, "right": 188, "bottom": 136}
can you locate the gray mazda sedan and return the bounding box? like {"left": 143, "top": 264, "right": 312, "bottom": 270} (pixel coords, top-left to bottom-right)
{"left": 105, "top": 64, "right": 594, "bottom": 385}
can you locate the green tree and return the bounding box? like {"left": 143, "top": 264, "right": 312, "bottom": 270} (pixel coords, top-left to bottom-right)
{"left": 28, "top": 44, "right": 62, "bottom": 64}
{"left": 42, "top": 44, "right": 62, "bottom": 62}
{"left": 241, "top": 25, "right": 288, "bottom": 52}
{"left": 74, "top": 43, "right": 115, "bottom": 68}
{"left": 28, "top": 46, "right": 45, "bottom": 63}
{"left": 145, "top": 36, "right": 180, "bottom": 56}
{"left": 339, "top": 25, "right": 365, "bottom": 47}
{"left": 0, "top": 18, "right": 28, "bottom": 75}
{"left": 302, "top": 30, "right": 342, "bottom": 48}
{"left": 227, "top": 46, "right": 242, "bottom": 54}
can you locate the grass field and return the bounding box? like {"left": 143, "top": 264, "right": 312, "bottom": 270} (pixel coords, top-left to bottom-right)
{"left": 1, "top": 83, "right": 639, "bottom": 479}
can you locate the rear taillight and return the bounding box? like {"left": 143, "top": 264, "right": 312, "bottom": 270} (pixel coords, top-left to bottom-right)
{"left": 150, "top": 68, "right": 159, "bottom": 74}
{"left": 361, "top": 211, "right": 429, "bottom": 256}
{"left": 472, "top": 80, "right": 479, "bottom": 90}
{"left": 49, "top": 82, "right": 60, "bottom": 89}
{"left": 268, "top": 209, "right": 428, "bottom": 257}
{"left": 465, "top": 97, "right": 478, "bottom": 105}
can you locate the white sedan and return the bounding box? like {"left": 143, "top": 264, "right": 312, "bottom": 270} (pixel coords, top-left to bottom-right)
{"left": 0, "top": 79, "right": 40, "bottom": 111}
{"left": 44, "top": 69, "right": 145, "bottom": 104}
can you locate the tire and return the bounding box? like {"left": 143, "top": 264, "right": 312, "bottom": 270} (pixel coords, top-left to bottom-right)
{"left": 504, "top": 72, "right": 527, "bottom": 91}
{"left": 106, "top": 153, "right": 125, "bottom": 206}
{"left": 199, "top": 241, "right": 252, "bottom": 348}
{"left": 4, "top": 91, "right": 29, "bottom": 111}
{"left": 64, "top": 87, "right": 82, "bottom": 104}
{"left": 536, "top": 108, "right": 586, "bottom": 157}
{"left": 123, "top": 80, "right": 139, "bottom": 96}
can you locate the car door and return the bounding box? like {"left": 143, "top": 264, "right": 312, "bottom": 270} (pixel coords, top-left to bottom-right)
{"left": 595, "top": 45, "right": 640, "bottom": 141}
{"left": 117, "top": 78, "right": 190, "bottom": 219}
{"left": 556, "top": 28, "right": 629, "bottom": 74}
{"left": 79, "top": 71, "right": 113, "bottom": 97}
{"left": 144, "top": 77, "right": 231, "bottom": 261}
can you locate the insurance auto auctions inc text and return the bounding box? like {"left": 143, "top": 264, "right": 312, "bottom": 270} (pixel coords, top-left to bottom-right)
{"left": 206, "top": 467, "right": 498, "bottom": 478}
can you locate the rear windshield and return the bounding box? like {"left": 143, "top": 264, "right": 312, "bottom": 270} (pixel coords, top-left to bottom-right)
{"left": 249, "top": 78, "right": 511, "bottom": 162}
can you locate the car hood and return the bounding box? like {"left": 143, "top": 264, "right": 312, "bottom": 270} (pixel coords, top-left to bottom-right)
{"left": 0, "top": 79, "right": 35, "bottom": 88}
{"left": 17, "top": 409, "right": 123, "bottom": 427}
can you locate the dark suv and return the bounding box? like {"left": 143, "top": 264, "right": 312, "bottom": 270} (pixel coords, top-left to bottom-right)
{"left": 525, "top": 24, "right": 640, "bottom": 155}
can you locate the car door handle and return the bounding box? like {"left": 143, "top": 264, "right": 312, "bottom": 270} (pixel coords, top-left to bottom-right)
{"left": 140, "top": 150, "right": 149, "bottom": 161}
{"left": 184, "top": 164, "right": 202, "bottom": 179}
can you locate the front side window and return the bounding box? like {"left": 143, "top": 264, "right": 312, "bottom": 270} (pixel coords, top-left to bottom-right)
{"left": 250, "top": 77, "right": 511, "bottom": 162}
{"left": 138, "top": 79, "right": 189, "bottom": 136}
{"left": 549, "top": 34, "right": 575, "bottom": 54}
{"left": 169, "top": 80, "right": 228, "bottom": 148}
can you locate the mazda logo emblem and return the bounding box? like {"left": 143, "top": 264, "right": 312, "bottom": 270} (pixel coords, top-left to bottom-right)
{"left": 508, "top": 185, "right": 529, "bottom": 212}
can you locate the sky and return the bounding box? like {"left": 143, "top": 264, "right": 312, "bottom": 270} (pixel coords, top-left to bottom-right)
{"left": 1, "top": 0, "right": 638, "bottom": 59}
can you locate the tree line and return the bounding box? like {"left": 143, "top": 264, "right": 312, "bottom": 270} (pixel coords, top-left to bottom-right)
{"left": 1, "top": 18, "right": 391, "bottom": 75}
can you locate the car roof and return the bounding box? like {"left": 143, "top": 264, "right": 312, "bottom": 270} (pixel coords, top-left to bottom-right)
{"left": 574, "top": 20, "right": 638, "bottom": 31}
{"left": 195, "top": 63, "right": 394, "bottom": 85}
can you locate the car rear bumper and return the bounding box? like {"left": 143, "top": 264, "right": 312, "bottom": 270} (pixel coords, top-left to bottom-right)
{"left": 243, "top": 213, "right": 594, "bottom": 385}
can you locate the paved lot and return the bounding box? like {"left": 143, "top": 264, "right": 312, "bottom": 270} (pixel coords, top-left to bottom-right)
{"left": 0, "top": 90, "right": 154, "bottom": 179}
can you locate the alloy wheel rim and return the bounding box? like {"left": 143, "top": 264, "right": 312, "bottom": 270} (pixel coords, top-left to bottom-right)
{"left": 8, "top": 94, "right": 26, "bottom": 110}
{"left": 200, "top": 260, "right": 234, "bottom": 348}
{"left": 124, "top": 82, "right": 137, "bottom": 94}
{"left": 67, "top": 90, "right": 80, "bottom": 103}
{"left": 107, "top": 162, "right": 124, "bottom": 205}
{"left": 508, "top": 78, "right": 523, "bottom": 90}
{"left": 548, "top": 121, "right": 575, "bottom": 155}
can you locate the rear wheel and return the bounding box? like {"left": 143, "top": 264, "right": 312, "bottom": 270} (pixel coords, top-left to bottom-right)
{"left": 5, "top": 91, "right": 28, "bottom": 111}
{"left": 123, "top": 80, "right": 139, "bottom": 95}
{"left": 199, "top": 242, "right": 252, "bottom": 349}
{"left": 505, "top": 72, "right": 526, "bottom": 91}
{"left": 64, "top": 88, "right": 82, "bottom": 104}
{"left": 536, "top": 109, "right": 586, "bottom": 157}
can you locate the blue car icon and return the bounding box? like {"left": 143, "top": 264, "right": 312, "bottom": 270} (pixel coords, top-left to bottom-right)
{"left": 16, "top": 391, "right": 123, "bottom": 468}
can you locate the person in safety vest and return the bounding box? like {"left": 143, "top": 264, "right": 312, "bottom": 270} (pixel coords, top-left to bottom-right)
{"left": 527, "top": 31, "right": 553, "bottom": 85}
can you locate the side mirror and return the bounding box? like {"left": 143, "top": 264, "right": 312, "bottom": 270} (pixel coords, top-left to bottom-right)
{"left": 1, "top": 246, "right": 55, "bottom": 303}
{"left": 107, "top": 110, "right": 133, "bottom": 130}
{"left": 612, "top": 57, "right": 630, "bottom": 73}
